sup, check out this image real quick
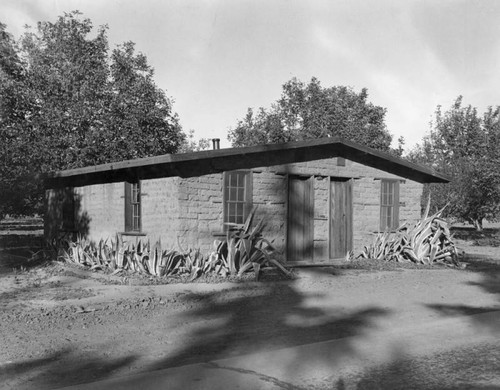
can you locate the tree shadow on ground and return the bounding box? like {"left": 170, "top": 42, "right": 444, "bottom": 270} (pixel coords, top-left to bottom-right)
{"left": 148, "top": 276, "right": 390, "bottom": 372}
{"left": 0, "top": 347, "right": 138, "bottom": 390}
{"left": 0, "top": 249, "right": 53, "bottom": 276}
{"left": 326, "top": 249, "right": 500, "bottom": 389}
{"left": 426, "top": 254, "right": 500, "bottom": 332}
{"left": 334, "top": 342, "right": 500, "bottom": 390}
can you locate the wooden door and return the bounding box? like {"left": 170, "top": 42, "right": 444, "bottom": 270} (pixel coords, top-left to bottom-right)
{"left": 330, "top": 179, "right": 353, "bottom": 259}
{"left": 287, "top": 176, "right": 314, "bottom": 262}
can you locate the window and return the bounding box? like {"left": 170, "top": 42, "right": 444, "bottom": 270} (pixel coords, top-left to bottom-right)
{"left": 125, "top": 181, "right": 141, "bottom": 232}
{"left": 223, "top": 171, "right": 252, "bottom": 227}
{"left": 380, "top": 180, "right": 399, "bottom": 231}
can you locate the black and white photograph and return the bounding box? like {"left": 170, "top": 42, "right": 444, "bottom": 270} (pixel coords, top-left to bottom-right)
{"left": 1, "top": 1, "right": 499, "bottom": 389}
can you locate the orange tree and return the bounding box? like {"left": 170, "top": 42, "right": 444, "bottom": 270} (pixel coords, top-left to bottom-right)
{"left": 0, "top": 12, "right": 185, "bottom": 217}
{"left": 409, "top": 97, "right": 500, "bottom": 230}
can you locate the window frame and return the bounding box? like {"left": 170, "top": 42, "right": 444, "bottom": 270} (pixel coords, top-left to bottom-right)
{"left": 125, "top": 181, "right": 141, "bottom": 233}
{"left": 222, "top": 170, "right": 253, "bottom": 229}
{"left": 379, "top": 179, "right": 400, "bottom": 231}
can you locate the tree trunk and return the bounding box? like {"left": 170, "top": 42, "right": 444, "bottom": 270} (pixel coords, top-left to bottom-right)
{"left": 472, "top": 218, "right": 483, "bottom": 231}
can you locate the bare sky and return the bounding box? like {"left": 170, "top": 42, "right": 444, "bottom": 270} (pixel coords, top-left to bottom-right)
{"left": 2, "top": 0, "right": 499, "bottom": 150}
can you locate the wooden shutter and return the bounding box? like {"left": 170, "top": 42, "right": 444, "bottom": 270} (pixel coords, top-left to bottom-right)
{"left": 244, "top": 172, "right": 253, "bottom": 220}
{"left": 287, "top": 176, "right": 314, "bottom": 262}
{"left": 124, "top": 182, "right": 132, "bottom": 232}
{"left": 393, "top": 180, "right": 400, "bottom": 229}
{"left": 345, "top": 179, "right": 353, "bottom": 251}
{"left": 330, "top": 179, "right": 353, "bottom": 258}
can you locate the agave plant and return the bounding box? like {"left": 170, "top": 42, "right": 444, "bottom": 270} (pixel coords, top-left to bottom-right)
{"left": 58, "top": 234, "right": 92, "bottom": 266}
{"left": 212, "top": 209, "right": 291, "bottom": 279}
{"left": 58, "top": 235, "right": 210, "bottom": 279}
{"left": 180, "top": 248, "right": 213, "bottom": 280}
{"left": 57, "top": 211, "right": 291, "bottom": 280}
{"left": 361, "top": 200, "right": 459, "bottom": 266}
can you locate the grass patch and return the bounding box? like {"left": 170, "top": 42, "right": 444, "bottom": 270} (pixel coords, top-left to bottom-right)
{"left": 332, "top": 258, "right": 455, "bottom": 272}
{"left": 451, "top": 226, "right": 500, "bottom": 247}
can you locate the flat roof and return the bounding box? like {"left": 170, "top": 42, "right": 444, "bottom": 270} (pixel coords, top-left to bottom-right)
{"left": 44, "top": 137, "right": 449, "bottom": 188}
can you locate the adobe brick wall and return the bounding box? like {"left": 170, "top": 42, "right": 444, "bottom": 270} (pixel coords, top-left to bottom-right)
{"left": 351, "top": 173, "right": 422, "bottom": 254}
{"left": 252, "top": 158, "right": 423, "bottom": 259}
{"left": 140, "top": 177, "right": 180, "bottom": 246}
{"left": 48, "top": 156, "right": 423, "bottom": 262}
{"left": 176, "top": 175, "right": 224, "bottom": 253}
{"left": 45, "top": 183, "right": 124, "bottom": 242}
{"left": 74, "top": 183, "right": 124, "bottom": 240}
{"left": 144, "top": 157, "right": 423, "bottom": 261}
{"left": 252, "top": 170, "right": 288, "bottom": 259}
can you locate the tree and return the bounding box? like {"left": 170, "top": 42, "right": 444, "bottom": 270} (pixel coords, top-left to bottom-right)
{"left": 18, "top": 11, "right": 111, "bottom": 171}
{"left": 0, "top": 22, "right": 39, "bottom": 216}
{"left": 0, "top": 12, "right": 185, "bottom": 217}
{"left": 409, "top": 97, "right": 500, "bottom": 230}
{"left": 228, "top": 77, "right": 393, "bottom": 151}
{"left": 106, "top": 41, "right": 184, "bottom": 160}
{"left": 179, "top": 129, "right": 211, "bottom": 153}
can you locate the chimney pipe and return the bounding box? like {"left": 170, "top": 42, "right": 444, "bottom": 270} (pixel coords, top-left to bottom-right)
{"left": 212, "top": 138, "right": 220, "bottom": 150}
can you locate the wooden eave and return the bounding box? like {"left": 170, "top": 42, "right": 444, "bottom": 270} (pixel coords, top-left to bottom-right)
{"left": 43, "top": 137, "right": 450, "bottom": 188}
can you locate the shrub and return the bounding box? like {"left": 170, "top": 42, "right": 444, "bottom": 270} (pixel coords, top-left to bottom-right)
{"left": 57, "top": 210, "right": 291, "bottom": 280}
{"left": 360, "top": 201, "right": 460, "bottom": 266}
{"left": 58, "top": 234, "right": 199, "bottom": 278}
{"left": 211, "top": 209, "right": 291, "bottom": 279}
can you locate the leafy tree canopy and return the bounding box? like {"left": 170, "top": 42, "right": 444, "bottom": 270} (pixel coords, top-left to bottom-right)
{"left": 179, "top": 129, "right": 211, "bottom": 153}
{"left": 0, "top": 11, "right": 185, "bottom": 217}
{"left": 408, "top": 97, "right": 500, "bottom": 230}
{"left": 228, "top": 77, "right": 393, "bottom": 152}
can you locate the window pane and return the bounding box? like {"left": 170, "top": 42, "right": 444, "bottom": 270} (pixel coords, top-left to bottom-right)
{"left": 386, "top": 207, "right": 392, "bottom": 229}
{"left": 380, "top": 180, "right": 398, "bottom": 231}
{"left": 230, "top": 173, "right": 238, "bottom": 187}
{"left": 236, "top": 203, "right": 244, "bottom": 218}
{"left": 229, "top": 203, "right": 236, "bottom": 218}
{"left": 237, "top": 188, "right": 245, "bottom": 202}
{"left": 132, "top": 183, "right": 139, "bottom": 203}
{"left": 224, "top": 172, "right": 251, "bottom": 227}
{"left": 125, "top": 181, "right": 141, "bottom": 232}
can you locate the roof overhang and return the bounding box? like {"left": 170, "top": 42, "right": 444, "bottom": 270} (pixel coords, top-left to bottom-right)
{"left": 44, "top": 137, "right": 450, "bottom": 188}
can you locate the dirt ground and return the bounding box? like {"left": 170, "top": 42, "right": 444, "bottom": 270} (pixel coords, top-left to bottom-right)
{"left": 1, "top": 226, "right": 500, "bottom": 390}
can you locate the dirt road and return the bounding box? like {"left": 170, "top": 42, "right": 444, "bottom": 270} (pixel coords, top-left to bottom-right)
{"left": 1, "top": 237, "right": 500, "bottom": 389}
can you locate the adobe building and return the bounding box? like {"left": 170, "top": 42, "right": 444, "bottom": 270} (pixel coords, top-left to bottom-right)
{"left": 44, "top": 137, "right": 448, "bottom": 265}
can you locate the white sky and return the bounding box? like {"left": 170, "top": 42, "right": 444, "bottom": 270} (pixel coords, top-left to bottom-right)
{"left": 2, "top": 0, "right": 500, "bottom": 150}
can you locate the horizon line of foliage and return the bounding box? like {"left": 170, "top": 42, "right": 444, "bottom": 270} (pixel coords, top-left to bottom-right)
{"left": 0, "top": 11, "right": 186, "bottom": 218}
{"left": 228, "top": 77, "right": 404, "bottom": 154}
{"left": 408, "top": 96, "right": 500, "bottom": 230}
